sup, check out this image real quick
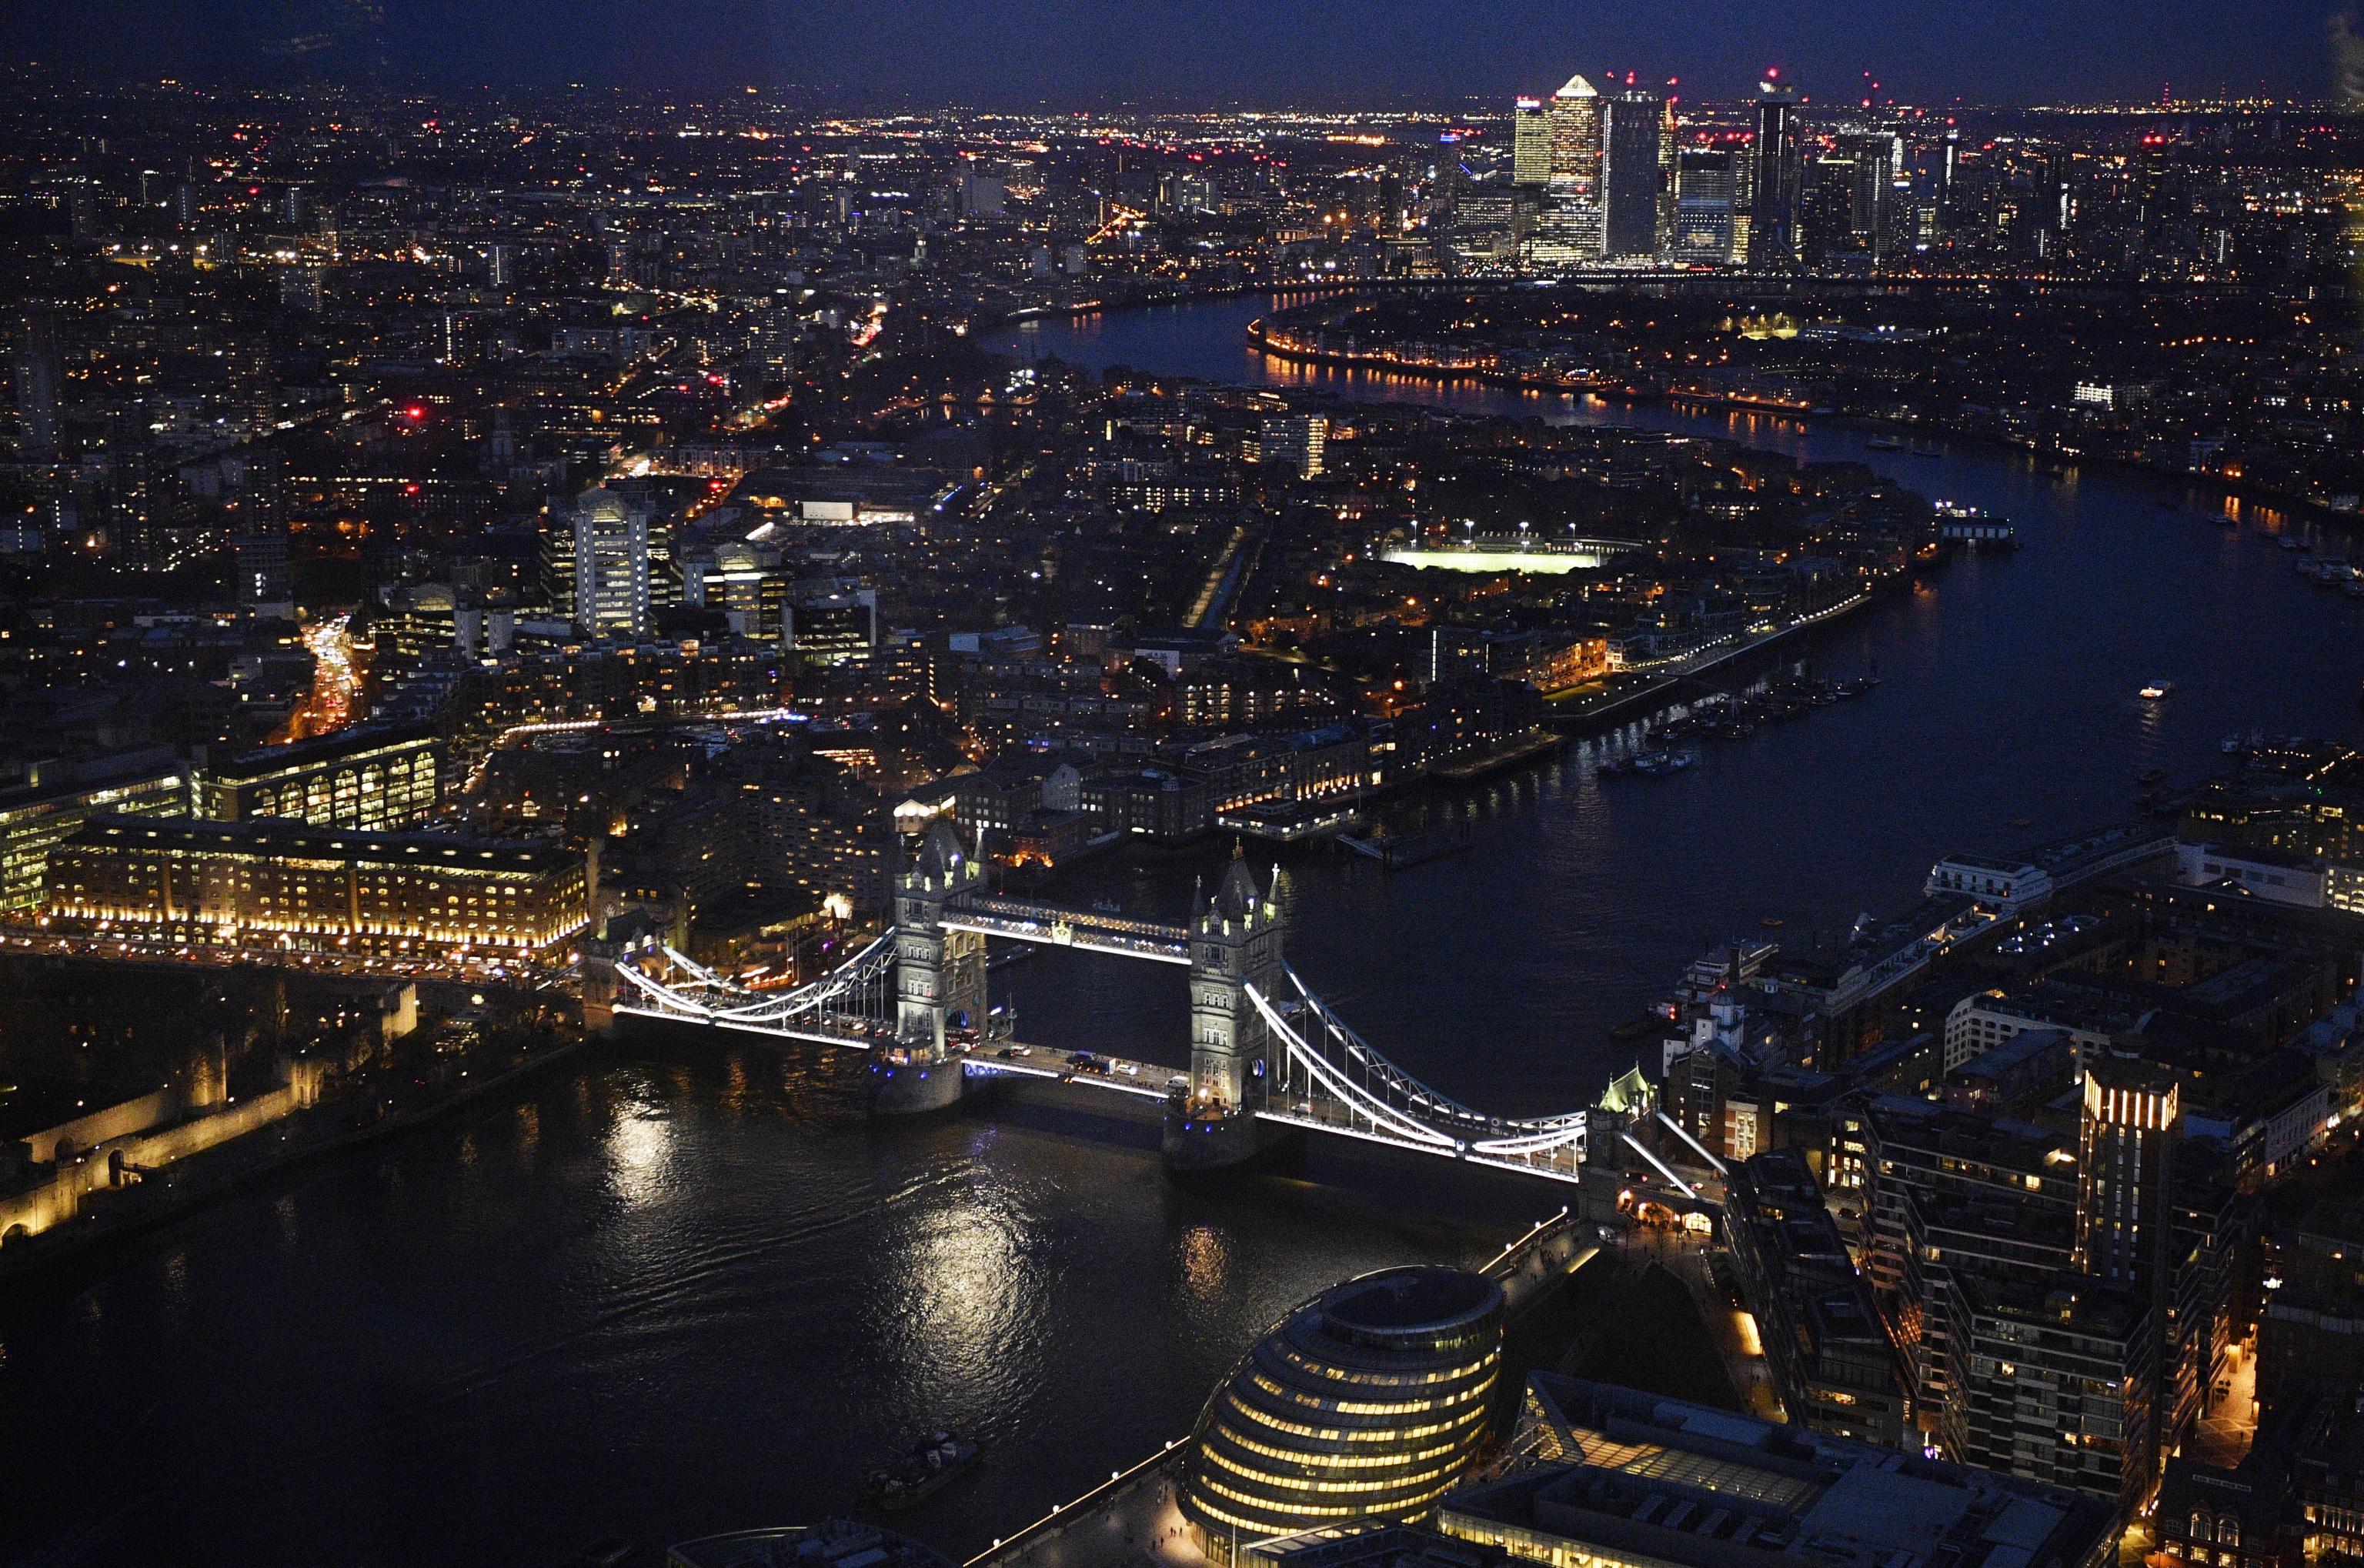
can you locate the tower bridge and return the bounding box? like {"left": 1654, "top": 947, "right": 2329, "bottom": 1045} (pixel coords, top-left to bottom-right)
{"left": 610, "top": 822, "right": 1640, "bottom": 1192}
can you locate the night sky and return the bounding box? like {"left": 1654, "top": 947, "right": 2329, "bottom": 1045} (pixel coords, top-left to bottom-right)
{"left": 1, "top": 0, "right": 2352, "bottom": 106}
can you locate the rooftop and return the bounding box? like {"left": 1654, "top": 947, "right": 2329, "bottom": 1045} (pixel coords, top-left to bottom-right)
{"left": 1325, "top": 1267, "right": 1502, "bottom": 1335}
{"left": 66, "top": 815, "right": 583, "bottom": 875}
{"left": 209, "top": 722, "right": 436, "bottom": 780}
{"left": 1456, "top": 1377, "right": 2114, "bottom": 1568}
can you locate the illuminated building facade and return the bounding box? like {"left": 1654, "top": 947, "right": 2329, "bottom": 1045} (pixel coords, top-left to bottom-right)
{"left": 0, "top": 749, "right": 189, "bottom": 914}
{"left": 1260, "top": 415, "right": 1328, "bottom": 480}
{"left": 1181, "top": 1266, "right": 1504, "bottom": 1561}
{"left": 458, "top": 638, "right": 787, "bottom": 734}
{"left": 1187, "top": 727, "right": 1370, "bottom": 818}
{"left": 1528, "top": 75, "right": 1604, "bottom": 268}
{"left": 1949, "top": 1273, "right": 2155, "bottom": 1518}
{"left": 46, "top": 816, "right": 590, "bottom": 956}
{"left": 1511, "top": 99, "right": 1552, "bottom": 188}
{"left": 197, "top": 723, "right": 442, "bottom": 832}
{"left": 785, "top": 588, "right": 880, "bottom": 667}
{"left": 684, "top": 542, "right": 792, "bottom": 642}
{"left": 570, "top": 486, "right": 653, "bottom": 640}
{"left": 1674, "top": 147, "right": 1740, "bottom": 265}
{"left": 2076, "top": 1056, "right": 2180, "bottom": 1286}
{"left": 1864, "top": 1056, "right": 2234, "bottom": 1516}
{"left": 1722, "top": 1148, "right": 1914, "bottom": 1449}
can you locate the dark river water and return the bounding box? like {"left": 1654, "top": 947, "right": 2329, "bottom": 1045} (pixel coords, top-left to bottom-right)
{"left": 3, "top": 292, "right": 2361, "bottom": 1568}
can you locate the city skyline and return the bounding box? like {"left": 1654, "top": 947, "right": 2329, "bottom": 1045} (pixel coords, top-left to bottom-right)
{"left": 1, "top": 0, "right": 2359, "bottom": 107}
{"left": 5, "top": 33, "right": 2364, "bottom": 1567}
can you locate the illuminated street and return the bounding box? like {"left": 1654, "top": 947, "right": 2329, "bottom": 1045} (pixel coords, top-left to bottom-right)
{"left": 281, "top": 612, "right": 361, "bottom": 741}
{"left": 0, "top": 15, "right": 2359, "bottom": 1568}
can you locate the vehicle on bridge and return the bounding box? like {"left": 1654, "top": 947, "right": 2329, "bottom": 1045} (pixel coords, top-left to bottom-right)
{"left": 608, "top": 825, "right": 1606, "bottom": 1186}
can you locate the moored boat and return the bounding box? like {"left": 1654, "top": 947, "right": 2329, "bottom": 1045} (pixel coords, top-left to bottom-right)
{"left": 859, "top": 1433, "right": 984, "bottom": 1512}
{"left": 1630, "top": 749, "right": 1695, "bottom": 776}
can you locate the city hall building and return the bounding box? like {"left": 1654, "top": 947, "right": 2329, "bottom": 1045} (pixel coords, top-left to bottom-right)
{"left": 45, "top": 816, "right": 589, "bottom": 957}
{"left": 1181, "top": 1266, "right": 1504, "bottom": 1560}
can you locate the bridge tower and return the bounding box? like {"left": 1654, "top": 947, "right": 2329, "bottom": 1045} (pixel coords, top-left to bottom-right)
{"left": 872, "top": 819, "right": 985, "bottom": 1114}
{"left": 1164, "top": 853, "right": 1290, "bottom": 1175}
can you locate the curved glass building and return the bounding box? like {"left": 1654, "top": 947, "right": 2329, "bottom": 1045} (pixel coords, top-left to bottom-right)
{"left": 1180, "top": 1266, "right": 1505, "bottom": 1558}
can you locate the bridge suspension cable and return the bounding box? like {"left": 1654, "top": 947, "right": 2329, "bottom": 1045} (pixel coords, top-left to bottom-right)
{"left": 613, "top": 932, "right": 897, "bottom": 1033}
{"left": 1280, "top": 966, "right": 1588, "bottom": 1139}
{"left": 1247, "top": 982, "right": 1461, "bottom": 1149}
{"left": 1249, "top": 976, "right": 1586, "bottom": 1179}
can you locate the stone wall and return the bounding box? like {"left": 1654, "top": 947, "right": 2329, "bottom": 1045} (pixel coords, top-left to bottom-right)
{"left": 21, "top": 1086, "right": 180, "bottom": 1163}
{"left": 0, "top": 1072, "right": 308, "bottom": 1243}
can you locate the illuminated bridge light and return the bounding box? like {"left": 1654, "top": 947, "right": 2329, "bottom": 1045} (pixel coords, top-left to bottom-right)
{"left": 1180, "top": 1266, "right": 1504, "bottom": 1563}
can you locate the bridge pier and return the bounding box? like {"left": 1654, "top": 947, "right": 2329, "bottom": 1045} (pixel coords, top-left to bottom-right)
{"left": 867, "top": 1057, "right": 967, "bottom": 1114}
{"left": 1163, "top": 854, "right": 1288, "bottom": 1178}
{"left": 1162, "top": 1105, "right": 1297, "bottom": 1176}
{"left": 873, "top": 821, "right": 986, "bottom": 1117}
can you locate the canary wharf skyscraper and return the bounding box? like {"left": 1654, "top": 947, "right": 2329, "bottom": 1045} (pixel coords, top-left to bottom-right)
{"left": 1512, "top": 98, "right": 1552, "bottom": 187}
{"left": 1601, "top": 88, "right": 1666, "bottom": 259}
{"left": 1674, "top": 145, "right": 1740, "bottom": 263}
{"left": 1526, "top": 74, "right": 1604, "bottom": 268}
{"left": 1746, "top": 76, "right": 1803, "bottom": 270}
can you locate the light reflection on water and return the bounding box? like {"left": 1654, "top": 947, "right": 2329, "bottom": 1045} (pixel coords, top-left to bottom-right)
{"left": 0, "top": 1039, "right": 1517, "bottom": 1568}
{"left": 0, "top": 294, "right": 2359, "bottom": 1568}
{"left": 603, "top": 1099, "right": 676, "bottom": 1207}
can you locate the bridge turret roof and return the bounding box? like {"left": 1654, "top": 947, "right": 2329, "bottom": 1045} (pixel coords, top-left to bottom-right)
{"left": 1207, "top": 855, "right": 1264, "bottom": 925}
{"left": 910, "top": 819, "right": 971, "bottom": 885}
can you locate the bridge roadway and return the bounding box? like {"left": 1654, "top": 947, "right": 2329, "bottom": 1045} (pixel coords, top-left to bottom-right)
{"left": 967, "top": 1046, "right": 1590, "bottom": 1186}
{"left": 626, "top": 1002, "right": 1612, "bottom": 1191}
{"left": 963, "top": 1043, "right": 1182, "bottom": 1100}
{"left": 629, "top": 1009, "right": 890, "bottom": 1050}
{"left": 623, "top": 996, "right": 1697, "bottom": 1199}
{"left": 609, "top": 998, "right": 1186, "bottom": 1099}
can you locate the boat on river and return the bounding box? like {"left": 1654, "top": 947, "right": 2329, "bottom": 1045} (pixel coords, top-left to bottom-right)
{"left": 859, "top": 1432, "right": 983, "bottom": 1512}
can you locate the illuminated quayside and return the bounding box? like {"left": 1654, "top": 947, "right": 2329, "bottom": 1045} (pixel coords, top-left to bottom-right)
{"left": 1380, "top": 538, "right": 1641, "bottom": 575}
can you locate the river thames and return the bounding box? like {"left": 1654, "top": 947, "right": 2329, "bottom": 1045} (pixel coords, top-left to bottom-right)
{"left": 1, "top": 293, "right": 2359, "bottom": 1567}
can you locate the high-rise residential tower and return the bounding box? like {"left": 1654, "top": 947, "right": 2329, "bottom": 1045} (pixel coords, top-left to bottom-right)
{"left": 569, "top": 487, "right": 653, "bottom": 641}
{"left": 12, "top": 306, "right": 62, "bottom": 464}
{"left": 2075, "top": 1054, "right": 2179, "bottom": 1288}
